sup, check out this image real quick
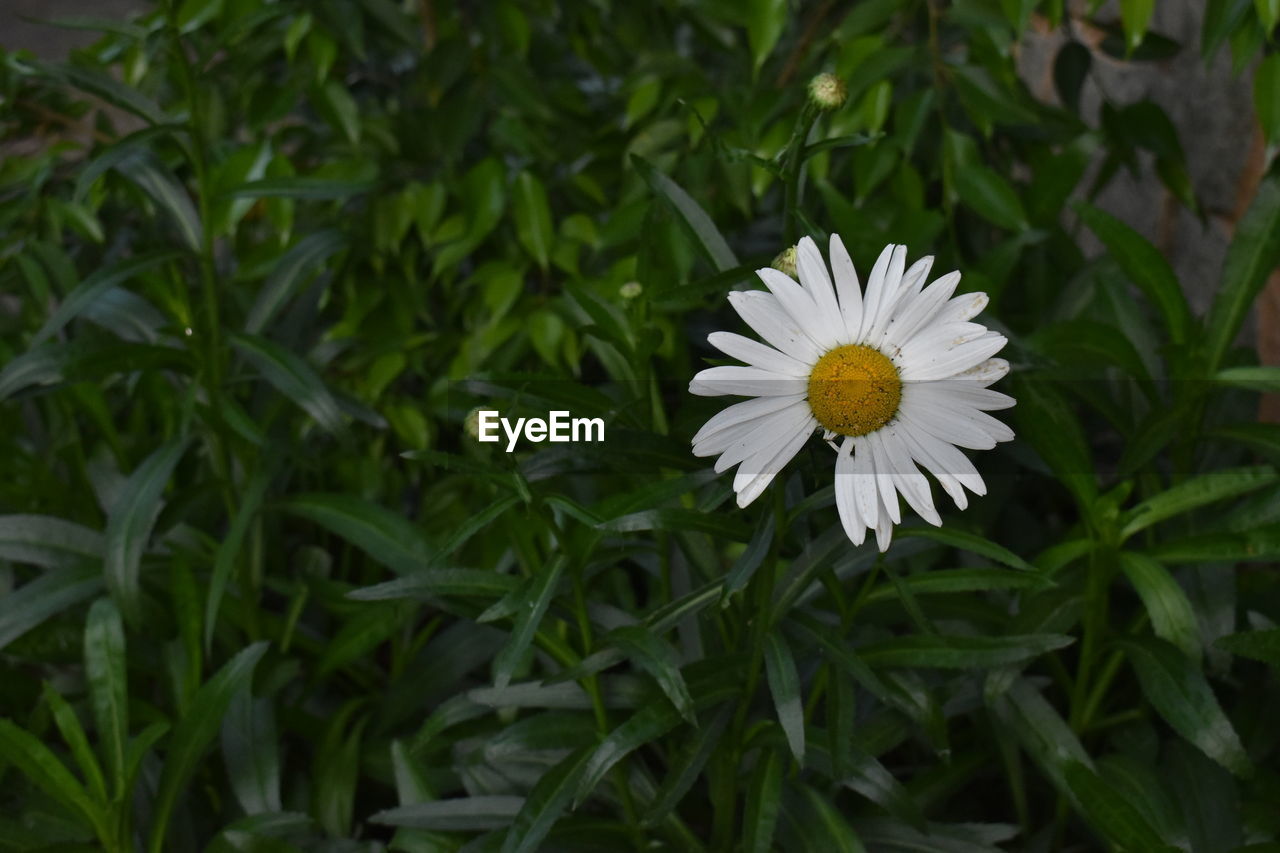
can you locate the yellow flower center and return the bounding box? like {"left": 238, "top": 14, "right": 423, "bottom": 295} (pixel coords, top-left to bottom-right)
{"left": 807, "top": 344, "right": 901, "bottom": 437}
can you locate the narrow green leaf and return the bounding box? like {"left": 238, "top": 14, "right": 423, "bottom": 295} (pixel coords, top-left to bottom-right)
{"left": 493, "top": 554, "right": 567, "bottom": 689}
{"left": 29, "top": 60, "right": 166, "bottom": 124}
{"left": 764, "top": 633, "right": 805, "bottom": 764}
{"left": 1077, "top": 204, "right": 1191, "bottom": 344}
{"left": 84, "top": 598, "right": 128, "bottom": 798}
{"left": 1119, "top": 637, "right": 1251, "bottom": 777}
{"left": 315, "top": 79, "right": 360, "bottom": 144}
{"left": 896, "top": 527, "right": 1034, "bottom": 571}
{"left": 148, "top": 642, "right": 269, "bottom": 853}
{"left": 226, "top": 176, "right": 376, "bottom": 199}
{"left": 1256, "top": 54, "right": 1280, "bottom": 144}
{"left": 501, "top": 746, "right": 592, "bottom": 853}
{"left": 104, "top": 439, "right": 189, "bottom": 621}
{"left": 513, "top": 171, "right": 554, "bottom": 271}
{"left": 1121, "top": 466, "right": 1278, "bottom": 538}
{"left": 859, "top": 634, "right": 1073, "bottom": 669}
{"left": 1009, "top": 374, "right": 1099, "bottom": 510}
{"left": 643, "top": 706, "right": 733, "bottom": 827}
{"left": 0, "top": 719, "right": 108, "bottom": 838}
{"left": 0, "top": 566, "right": 100, "bottom": 653}
{"left": 31, "top": 251, "right": 180, "bottom": 348}
{"left": 117, "top": 159, "right": 203, "bottom": 252}
{"left": 1064, "top": 762, "right": 1179, "bottom": 852}
{"left": 743, "top": 746, "right": 784, "bottom": 853}
{"left": 371, "top": 796, "right": 524, "bottom": 830}
{"left": 574, "top": 697, "right": 682, "bottom": 807}
{"left": 608, "top": 625, "right": 696, "bottom": 724}
{"left": 348, "top": 569, "right": 520, "bottom": 602}
{"left": 230, "top": 334, "right": 344, "bottom": 434}
{"left": 632, "top": 154, "right": 738, "bottom": 272}
{"left": 861, "top": 568, "right": 1052, "bottom": 605}
{"left": 221, "top": 688, "right": 282, "bottom": 815}
{"left": 1215, "top": 629, "right": 1280, "bottom": 666}
{"left": 207, "top": 469, "right": 269, "bottom": 652}
{"left": 1120, "top": 0, "right": 1156, "bottom": 53}
{"left": 955, "top": 164, "right": 1028, "bottom": 230}
{"left": 1118, "top": 552, "right": 1201, "bottom": 661}
{"left": 1206, "top": 176, "right": 1280, "bottom": 370}
{"left": 0, "top": 515, "right": 103, "bottom": 569}
{"left": 41, "top": 682, "right": 107, "bottom": 805}
{"left": 244, "top": 229, "right": 346, "bottom": 334}
{"left": 1215, "top": 364, "right": 1280, "bottom": 392}
{"left": 721, "top": 514, "right": 775, "bottom": 603}
{"left": 1151, "top": 523, "right": 1280, "bottom": 562}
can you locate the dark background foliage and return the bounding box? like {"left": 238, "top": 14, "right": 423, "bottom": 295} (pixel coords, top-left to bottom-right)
{"left": 3, "top": 0, "right": 1280, "bottom": 850}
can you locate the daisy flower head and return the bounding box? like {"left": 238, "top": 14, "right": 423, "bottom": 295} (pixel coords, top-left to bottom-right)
{"left": 690, "top": 236, "right": 1014, "bottom": 551}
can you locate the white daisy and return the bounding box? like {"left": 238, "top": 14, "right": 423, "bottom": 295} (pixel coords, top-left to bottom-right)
{"left": 690, "top": 236, "right": 1014, "bottom": 551}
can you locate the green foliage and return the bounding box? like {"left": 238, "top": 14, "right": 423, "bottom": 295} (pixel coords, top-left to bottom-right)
{"left": 2, "top": 1, "right": 1280, "bottom": 851}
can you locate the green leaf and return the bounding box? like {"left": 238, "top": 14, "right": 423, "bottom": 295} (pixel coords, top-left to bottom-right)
{"left": 30, "top": 251, "right": 180, "bottom": 349}
{"left": 1053, "top": 41, "right": 1091, "bottom": 113}
{"left": 0, "top": 514, "right": 103, "bottom": 569}
{"left": 1215, "top": 629, "right": 1280, "bottom": 666}
{"left": 501, "top": 746, "right": 592, "bottom": 853}
{"left": 573, "top": 696, "right": 682, "bottom": 807}
{"left": 371, "top": 796, "right": 523, "bottom": 830}
{"left": 176, "top": 0, "right": 224, "bottom": 32}
{"left": 780, "top": 783, "right": 868, "bottom": 853}
{"left": 720, "top": 514, "right": 775, "bottom": 603}
{"left": 1259, "top": 0, "right": 1280, "bottom": 33}
{"left": 861, "top": 568, "right": 1052, "bottom": 605}
{"left": 896, "top": 527, "right": 1034, "bottom": 571}
{"left": 280, "top": 493, "right": 434, "bottom": 575}
{"left": 1121, "top": 467, "right": 1278, "bottom": 538}
{"left": 493, "top": 554, "right": 567, "bottom": 689}
{"left": 1120, "top": 0, "right": 1156, "bottom": 53}
{"left": 104, "top": 438, "right": 189, "bottom": 621}
{"left": 221, "top": 688, "right": 282, "bottom": 815}
{"left": 117, "top": 159, "right": 203, "bottom": 252}
{"left": 643, "top": 706, "right": 733, "bottom": 827}
{"left": 597, "top": 507, "right": 749, "bottom": 541}
{"left": 1255, "top": 54, "right": 1280, "bottom": 144}
{"left": 1215, "top": 364, "right": 1280, "bottom": 392}
{"left": 743, "top": 745, "right": 784, "bottom": 853}
{"left": 1118, "top": 552, "right": 1200, "bottom": 661}
{"left": 230, "top": 334, "right": 344, "bottom": 434}
{"left": 513, "top": 171, "right": 554, "bottom": 271}
{"left": 1206, "top": 176, "right": 1280, "bottom": 370}
{"left": 348, "top": 569, "right": 519, "bottom": 602}
{"left": 608, "top": 625, "right": 696, "bottom": 724}
{"left": 1119, "top": 637, "right": 1251, "bottom": 777}
{"left": 0, "top": 719, "right": 108, "bottom": 839}
{"left": 244, "top": 229, "right": 346, "bottom": 334}
{"left": 764, "top": 633, "right": 805, "bottom": 764}
{"left": 315, "top": 79, "right": 360, "bottom": 144}
{"left": 1151, "top": 523, "right": 1280, "bottom": 562}
{"left": 29, "top": 60, "right": 166, "bottom": 124}
{"left": 148, "top": 643, "right": 269, "bottom": 853}
{"left": 1063, "top": 761, "right": 1179, "bottom": 852}
{"left": 746, "top": 0, "right": 788, "bottom": 71}
{"left": 632, "top": 154, "right": 738, "bottom": 272}
{"left": 226, "top": 176, "right": 376, "bottom": 199}
{"left": 0, "top": 566, "right": 101, "bottom": 653}
{"left": 207, "top": 469, "right": 269, "bottom": 653}
{"left": 1077, "top": 204, "right": 1192, "bottom": 345}
{"left": 41, "top": 682, "right": 107, "bottom": 805}
{"left": 955, "top": 165, "right": 1028, "bottom": 230}
{"left": 858, "top": 634, "right": 1073, "bottom": 669}
{"left": 84, "top": 598, "right": 128, "bottom": 797}
{"left": 1009, "top": 374, "right": 1099, "bottom": 511}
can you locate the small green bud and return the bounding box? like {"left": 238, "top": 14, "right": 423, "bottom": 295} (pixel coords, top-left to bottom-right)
{"left": 619, "top": 281, "right": 643, "bottom": 300}
{"left": 463, "top": 407, "right": 484, "bottom": 440}
{"left": 807, "top": 73, "right": 848, "bottom": 111}
{"left": 771, "top": 246, "right": 798, "bottom": 279}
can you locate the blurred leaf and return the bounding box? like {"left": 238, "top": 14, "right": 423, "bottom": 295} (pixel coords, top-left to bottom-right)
{"left": 1077, "top": 204, "right": 1192, "bottom": 345}
{"left": 0, "top": 566, "right": 100, "bottom": 653}
{"left": 206, "top": 469, "right": 269, "bottom": 653}
{"left": 1121, "top": 467, "right": 1278, "bottom": 538}
{"left": 0, "top": 719, "right": 108, "bottom": 839}
{"left": 1259, "top": 0, "right": 1280, "bottom": 33}
{"left": 280, "top": 493, "right": 434, "bottom": 575}
{"left": 746, "top": 0, "right": 788, "bottom": 71}
{"left": 743, "top": 745, "right": 784, "bottom": 853}
{"left": 104, "top": 439, "right": 188, "bottom": 622}
{"left": 148, "top": 643, "right": 269, "bottom": 853}
{"left": 1215, "top": 364, "right": 1280, "bottom": 392}
{"left": 230, "top": 334, "right": 344, "bottom": 434}
{"left": 955, "top": 165, "right": 1028, "bottom": 230}
{"left": 493, "top": 554, "right": 567, "bottom": 689}
{"left": 41, "top": 682, "right": 107, "bottom": 805}
{"left": 1063, "top": 761, "right": 1179, "bottom": 852}
{"left": 1119, "top": 637, "right": 1251, "bottom": 777}
{"left": 500, "top": 746, "right": 591, "bottom": 853}
{"left": 1151, "top": 523, "right": 1280, "bottom": 562}
{"left": 896, "top": 527, "right": 1034, "bottom": 571}
{"left": 858, "top": 633, "right": 1073, "bottom": 669}
{"left": 372, "top": 796, "right": 523, "bottom": 830}
{"left": 227, "top": 176, "right": 376, "bottom": 199}
{"left": 0, "top": 515, "right": 103, "bottom": 569}
{"left": 117, "top": 159, "right": 203, "bottom": 252}
{"left": 1118, "top": 552, "right": 1201, "bottom": 661}
{"left": 608, "top": 625, "right": 696, "bottom": 724}
{"left": 244, "top": 229, "right": 346, "bottom": 334}
{"left": 764, "top": 633, "right": 805, "bottom": 764}
{"left": 315, "top": 79, "right": 360, "bottom": 144}
{"left": 221, "top": 688, "right": 282, "bottom": 815}
{"left": 632, "top": 154, "right": 738, "bottom": 272}
{"left": 1120, "top": 0, "right": 1156, "bottom": 53}
{"left": 29, "top": 59, "right": 166, "bottom": 124}
{"left": 1053, "top": 41, "right": 1091, "bottom": 112}
{"left": 513, "top": 171, "right": 554, "bottom": 271}
{"left": 31, "top": 251, "right": 179, "bottom": 349}
{"left": 1215, "top": 629, "right": 1280, "bottom": 666}
{"left": 176, "top": 0, "right": 224, "bottom": 32}
{"left": 1206, "top": 176, "right": 1280, "bottom": 370}
{"left": 84, "top": 598, "right": 128, "bottom": 797}
{"left": 1255, "top": 54, "right": 1280, "bottom": 143}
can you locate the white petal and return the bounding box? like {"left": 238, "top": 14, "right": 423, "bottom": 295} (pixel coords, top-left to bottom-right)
{"left": 734, "top": 414, "right": 818, "bottom": 507}
{"left": 895, "top": 321, "right": 988, "bottom": 365}
{"left": 880, "top": 428, "right": 941, "bottom": 526}
{"left": 756, "top": 267, "right": 838, "bottom": 350}
{"left": 899, "top": 332, "right": 1008, "bottom": 382}
{"left": 829, "top": 234, "right": 864, "bottom": 339}
{"left": 713, "top": 403, "right": 812, "bottom": 473}
{"left": 897, "top": 391, "right": 997, "bottom": 450}
{"left": 937, "top": 291, "right": 989, "bottom": 324}
{"left": 856, "top": 244, "right": 896, "bottom": 343}
{"left": 868, "top": 431, "right": 901, "bottom": 525}
{"left": 728, "top": 290, "right": 823, "bottom": 363}
{"left": 903, "top": 383, "right": 1014, "bottom": 445}
{"left": 708, "top": 331, "right": 811, "bottom": 377}
{"left": 834, "top": 437, "right": 867, "bottom": 546}
{"left": 880, "top": 271, "right": 960, "bottom": 351}
{"left": 899, "top": 424, "right": 987, "bottom": 507}
{"left": 924, "top": 383, "right": 1016, "bottom": 411}
{"left": 901, "top": 255, "right": 934, "bottom": 298}
{"left": 796, "top": 237, "right": 846, "bottom": 346}
{"left": 692, "top": 393, "right": 806, "bottom": 445}
{"left": 955, "top": 357, "right": 1010, "bottom": 386}
{"left": 689, "top": 365, "right": 808, "bottom": 397}
{"left": 852, "top": 437, "right": 879, "bottom": 531}
{"left": 865, "top": 245, "right": 910, "bottom": 344}
{"left": 874, "top": 503, "right": 894, "bottom": 552}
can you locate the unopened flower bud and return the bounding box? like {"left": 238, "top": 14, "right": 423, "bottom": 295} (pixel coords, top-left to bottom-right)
{"left": 807, "top": 73, "right": 847, "bottom": 111}
{"left": 771, "top": 246, "right": 798, "bottom": 279}
{"left": 463, "top": 407, "right": 484, "bottom": 440}
{"left": 619, "top": 281, "right": 643, "bottom": 300}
